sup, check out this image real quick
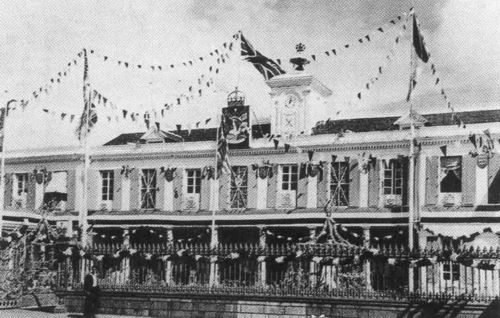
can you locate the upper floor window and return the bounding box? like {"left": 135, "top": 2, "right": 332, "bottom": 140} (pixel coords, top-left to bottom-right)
{"left": 331, "top": 162, "right": 349, "bottom": 206}
{"left": 230, "top": 166, "right": 248, "bottom": 208}
{"left": 13, "top": 173, "right": 29, "bottom": 208}
{"left": 44, "top": 171, "right": 67, "bottom": 210}
{"left": 281, "top": 165, "right": 298, "bottom": 191}
{"left": 440, "top": 156, "right": 462, "bottom": 193}
{"left": 186, "top": 169, "right": 201, "bottom": 194}
{"left": 141, "top": 169, "right": 157, "bottom": 209}
{"left": 100, "top": 170, "right": 114, "bottom": 201}
{"left": 383, "top": 160, "right": 403, "bottom": 195}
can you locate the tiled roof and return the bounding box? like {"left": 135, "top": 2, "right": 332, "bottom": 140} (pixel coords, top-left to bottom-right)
{"left": 313, "top": 109, "right": 500, "bottom": 135}
{"left": 104, "top": 124, "right": 271, "bottom": 146}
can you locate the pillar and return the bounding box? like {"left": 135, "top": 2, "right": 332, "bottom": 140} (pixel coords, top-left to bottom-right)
{"left": 306, "top": 175, "right": 317, "bottom": 208}
{"left": 258, "top": 226, "right": 267, "bottom": 286}
{"left": 476, "top": 164, "right": 488, "bottom": 205}
{"left": 209, "top": 179, "right": 219, "bottom": 211}
{"left": 121, "top": 176, "right": 131, "bottom": 211}
{"left": 363, "top": 226, "right": 372, "bottom": 290}
{"left": 121, "top": 228, "right": 130, "bottom": 283}
{"left": 209, "top": 226, "right": 219, "bottom": 286}
{"left": 308, "top": 226, "right": 317, "bottom": 287}
{"left": 165, "top": 228, "right": 173, "bottom": 284}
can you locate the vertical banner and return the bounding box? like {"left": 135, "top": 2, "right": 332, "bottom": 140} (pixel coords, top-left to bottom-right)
{"left": 222, "top": 105, "right": 250, "bottom": 149}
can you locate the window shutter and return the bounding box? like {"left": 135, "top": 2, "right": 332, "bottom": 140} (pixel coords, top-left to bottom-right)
{"left": 425, "top": 156, "right": 439, "bottom": 205}
{"left": 267, "top": 169, "right": 277, "bottom": 209}
{"left": 156, "top": 168, "right": 165, "bottom": 210}
{"left": 461, "top": 155, "right": 476, "bottom": 205}
{"left": 66, "top": 170, "right": 77, "bottom": 211}
{"left": 402, "top": 157, "right": 409, "bottom": 207}
{"left": 200, "top": 174, "right": 211, "bottom": 211}
{"left": 129, "top": 169, "right": 140, "bottom": 210}
{"left": 218, "top": 171, "right": 231, "bottom": 210}
{"left": 349, "top": 160, "right": 360, "bottom": 207}
{"left": 368, "top": 159, "right": 380, "bottom": 207}
{"left": 247, "top": 166, "right": 257, "bottom": 209}
{"left": 173, "top": 168, "right": 183, "bottom": 211}
{"left": 297, "top": 174, "right": 308, "bottom": 208}
{"left": 26, "top": 174, "right": 36, "bottom": 211}
{"left": 487, "top": 154, "right": 500, "bottom": 204}
{"left": 87, "top": 169, "right": 100, "bottom": 211}
{"left": 112, "top": 169, "right": 122, "bottom": 211}
{"left": 317, "top": 163, "right": 331, "bottom": 208}
{"left": 4, "top": 173, "right": 13, "bottom": 208}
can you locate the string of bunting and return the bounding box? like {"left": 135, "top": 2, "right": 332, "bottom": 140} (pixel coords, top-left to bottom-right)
{"left": 272, "top": 10, "right": 409, "bottom": 66}
{"left": 9, "top": 50, "right": 85, "bottom": 112}
{"left": 88, "top": 35, "right": 237, "bottom": 73}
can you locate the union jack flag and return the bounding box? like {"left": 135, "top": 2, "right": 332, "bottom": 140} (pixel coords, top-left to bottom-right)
{"left": 240, "top": 34, "right": 286, "bottom": 80}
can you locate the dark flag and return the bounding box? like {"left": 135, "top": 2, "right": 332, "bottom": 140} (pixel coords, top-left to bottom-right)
{"left": 240, "top": 34, "right": 285, "bottom": 80}
{"left": 413, "top": 14, "right": 430, "bottom": 63}
{"left": 76, "top": 49, "right": 97, "bottom": 140}
{"left": 217, "top": 115, "right": 231, "bottom": 178}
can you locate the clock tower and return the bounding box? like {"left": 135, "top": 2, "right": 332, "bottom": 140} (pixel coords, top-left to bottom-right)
{"left": 267, "top": 43, "right": 332, "bottom": 138}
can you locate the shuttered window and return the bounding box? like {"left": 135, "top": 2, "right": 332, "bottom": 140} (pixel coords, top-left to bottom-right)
{"left": 141, "top": 169, "right": 157, "bottom": 209}
{"left": 281, "top": 165, "right": 298, "bottom": 191}
{"left": 383, "top": 160, "right": 403, "bottom": 195}
{"left": 330, "top": 162, "right": 349, "bottom": 206}
{"left": 440, "top": 156, "right": 462, "bottom": 193}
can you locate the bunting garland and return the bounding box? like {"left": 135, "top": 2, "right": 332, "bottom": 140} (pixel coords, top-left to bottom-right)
{"left": 88, "top": 36, "right": 236, "bottom": 73}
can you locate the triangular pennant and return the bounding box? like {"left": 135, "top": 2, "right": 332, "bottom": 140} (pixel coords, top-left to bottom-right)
{"left": 378, "top": 27, "right": 384, "bottom": 32}
{"left": 273, "top": 139, "right": 279, "bottom": 149}
{"left": 122, "top": 109, "right": 128, "bottom": 119}
{"left": 332, "top": 49, "right": 337, "bottom": 55}
{"left": 284, "top": 143, "right": 290, "bottom": 153}
{"left": 308, "top": 150, "right": 314, "bottom": 162}
{"left": 365, "top": 35, "right": 370, "bottom": 41}
{"left": 439, "top": 145, "right": 447, "bottom": 157}
{"left": 205, "top": 118, "right": 211, "bottom": 124}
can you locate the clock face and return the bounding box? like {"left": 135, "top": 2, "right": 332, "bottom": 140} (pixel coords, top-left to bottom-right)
{"left": 284, "top": 94, "right": 299, "bottom": 109}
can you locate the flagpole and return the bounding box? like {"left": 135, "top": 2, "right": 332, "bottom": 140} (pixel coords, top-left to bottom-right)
{"left": 408, "top": 9, "right": 416, "bottom": 293}
{"left": 80, "top": 48, "right": 91, "bottom": 247}
{"left": 210, "top": 115, "right": 221, "bottom": 249}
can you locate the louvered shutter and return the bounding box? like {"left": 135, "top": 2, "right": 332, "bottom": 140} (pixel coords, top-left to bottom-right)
{"left": 65, "top": 170, "right": 77, "bottom": 211}
{"left": 297, "top": 172, "right": 308, "bottom": 208}
{"left": 112, "top": 169, "right": 122, "bottom": 211}
{"left": 267, "top": 168, "right": 277, "bottom": 209}
{"left": 425, "top": 156, "right": 439, "bottom": 205}
{"left": 317, "top": 163, "right": 331, "bottom": 208}
{"left": 156, "top": 168, "right": 165, "bottom": 210}
{"left": 247, "top": 166, "right": 258, "bottom": 209}
{"left": 200, "top": 175, "right": 211, "bottom": 211}
{"left": 461, "top": 155, "right": 476, "bottom": 205}
{"left": 129, "top": 169, "right": 140, "bottom": 210}
{"left": 26, "top": 175, "right": 36, "bottom": 211}
{"left": 218, "top": 171, "right": 231, "bottom": 210}
{"left": 4, "top": 173, "right": 13, "bottom": 208}
{"left": 487, "top": 154, "right": 500, "bottom": 204}
{"left": 368, "top": 159, "right": 380, "bottom": 207}
{"left": 86, "top": 169, "right": 100, "bottom": 211}
{"left": 349, "top": 160, "right": 360, "bottom": 207}
{"left": 173, "top": 168, "right": 183, "bottom": 211}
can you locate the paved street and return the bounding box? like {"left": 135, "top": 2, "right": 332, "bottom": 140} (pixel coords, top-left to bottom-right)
{"left": 0, "top": 310, "right": 138, "bottom": 318}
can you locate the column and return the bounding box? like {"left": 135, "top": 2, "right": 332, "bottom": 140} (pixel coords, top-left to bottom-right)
{"left": 256, "top": 176, "right": 268, "bottom": 210}
{"left": 121, "top": 228, "right": 130, "bottom": 284}
{"left": 209, "top": 226, "right": 219, "bottom": 286}
{"left": 165, "top": 228, "right": 173, "bottom": 284}
{"left": 363, "top": 226, "right": 371, "bottom": 290}
{"left": 35, "top": 181, "right": 44, "bottom": 210}
{"left": 418, "top": 230, "right": 429, "bottom": 293}
{"left": 359, "top": 171, "right": 369, "bottom": 208}
{"left": 306, "top": 175, "right": 317, "bottom": 208}
{"left": 308, "top": 226, "right": 317, "bottom": 287}
{"left": 164, "top": 180, "right": 174, "bottom": 211}
{"left": 258, "top": 226, "right": 267, "bottom": 286}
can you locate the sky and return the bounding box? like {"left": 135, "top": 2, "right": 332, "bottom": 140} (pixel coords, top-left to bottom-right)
{"left": 0, "top": 0, "right": 499, "bottom": 150}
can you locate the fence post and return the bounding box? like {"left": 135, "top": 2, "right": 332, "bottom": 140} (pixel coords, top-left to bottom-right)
{"left": 209, "top": 226, "right": 219, "bottom": 286}
{"left": 258, "top": 226, "right": 267, "bottom": 286}
{"left": 308, "top": 226, "right": 317, "bottom": 287}
{"left": 363, "top": 226, "right": 372, "bottom": 291}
